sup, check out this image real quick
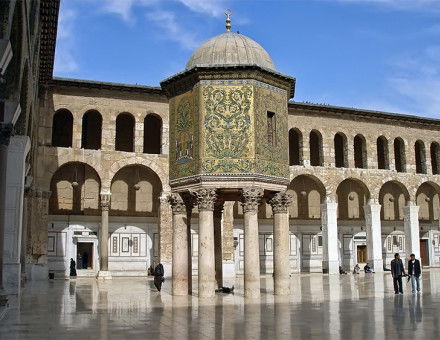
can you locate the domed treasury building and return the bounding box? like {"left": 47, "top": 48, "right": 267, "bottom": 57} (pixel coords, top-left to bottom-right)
{"left": 1, "top": 5, "right": 440, "bottom": 297}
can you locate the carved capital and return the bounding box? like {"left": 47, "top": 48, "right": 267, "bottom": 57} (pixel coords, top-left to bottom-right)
{"left": 240, "top": 187, "right": 264, "bottom": 213}
{"left": 168, "top": 193, "right": 186, "bottom": 214}
{"left": 0, "top": 123, "right": 13, "bottom": 146}
{"left": 190, "top": 188, "right": 217, "bottom": 211}
{"left": 100, "top": 194, "right": 111, "bottom": 211}
{"left": 269, "top": 191, "right": 293, "bottom": 214}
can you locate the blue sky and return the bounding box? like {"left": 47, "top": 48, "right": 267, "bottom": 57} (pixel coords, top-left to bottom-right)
{"left": 54, "top": 0, "right": 440, "bottom": 118}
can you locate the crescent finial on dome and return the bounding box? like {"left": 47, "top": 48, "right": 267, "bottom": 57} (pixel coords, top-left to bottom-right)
{"left": 225, "top": 9, "right": 232, "bottom": 32}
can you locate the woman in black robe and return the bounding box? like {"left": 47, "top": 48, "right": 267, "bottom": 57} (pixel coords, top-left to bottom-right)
{"left": 70, "top": 258, "right": 77, "bottom": 277}
{"left": 153, "top": 259, "right": 164, "bottom": 292}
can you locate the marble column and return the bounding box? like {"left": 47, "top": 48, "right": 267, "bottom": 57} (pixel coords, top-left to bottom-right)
{"left": 169, "top": 193, "right": 189, "bottom": 296}
{"left": 214, "top": 201, "right": 224, "bottom": 289}
{"left": 158, "top": 192, "right": 172, "bottom": 276}
{"left": 191, "top": 188, "right": 217, "bottom": 298}
{"left": 321, "top": 200, "right": 339, "bottom": 274}
{"left": 269, "top": 191, "right": 293, "bottom": 295}
{"left": 404, "top": 202, "right": 421, "bottom": 259}
{"left": 97, "top": 193, "right": 112, "bottom": 279}
{"left": 364, "top": 200, "right": 384, "bottom": 272}
{"left": 1, "top": 135, "right": 30, "bottom": 294}
{"left": 182, "top": 193, "right": 195, "bottom": 294}
{"left": 241, "top": 187, "right": 263, "bottom": 298}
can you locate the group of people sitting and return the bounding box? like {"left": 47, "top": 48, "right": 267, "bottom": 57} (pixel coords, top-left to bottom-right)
{"left": 351, "top": 263, "right": 375, "bottom": 274}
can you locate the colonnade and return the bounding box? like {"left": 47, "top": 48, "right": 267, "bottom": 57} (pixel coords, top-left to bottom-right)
{"left": 169, "top": 188, "right": 293, "bottom": 298}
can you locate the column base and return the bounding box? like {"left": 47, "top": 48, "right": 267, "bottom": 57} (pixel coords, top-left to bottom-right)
{"left": 368, "top": 259, "right": 384, "bottom": 273}
{"left": 198, "top": 280, "right": 216, "bottom": 298}
{"left": 2, "top": 263, "right": 21, "bottom": 294}
{"left": 274, "top": 277, "right": 290, "bottom": 296}
{"left": 96, "top": 271, "right": 112, "bottom": 280}
{"left": 172, "top": 279, "right": 189, "bottom": 296}
{"left": 322, "top": 260, "right": 339, "bottom": 275}
{"left": 244, "top": 281, "right": 260, "bottom": 299}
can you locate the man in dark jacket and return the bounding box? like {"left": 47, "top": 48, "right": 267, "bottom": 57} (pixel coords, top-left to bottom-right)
{"left": 153, "top": 259, "right": 164, "bottom": 292}
{"left": 408, "top": 254, "right": 422, "bottom": 293}
{"left": 391, "top": 253, "right": 406, "bottom": 294}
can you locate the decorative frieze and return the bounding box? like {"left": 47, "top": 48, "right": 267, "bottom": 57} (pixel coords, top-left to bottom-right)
{"left": 241, "top": 187, "right": 264, "bottom": 213}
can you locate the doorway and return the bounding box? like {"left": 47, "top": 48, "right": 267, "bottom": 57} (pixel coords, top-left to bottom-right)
{"left": 77, "top": 242, "right": 93, "bottom": 269}
{"left": 357, "top": 245, "right": 367, "bottom": 264}
{"left": 420, "top": 239, "right": 429, "bottom": 266}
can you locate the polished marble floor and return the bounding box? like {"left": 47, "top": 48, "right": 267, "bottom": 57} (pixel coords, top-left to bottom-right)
{"left": 1, "top": 270, "right": 440, "bottom": 339}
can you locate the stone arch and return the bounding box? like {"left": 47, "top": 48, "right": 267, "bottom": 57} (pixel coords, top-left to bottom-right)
{"left": 379, "top": 181, "right": 410, "bottom": 221}
{"left": 416, "top": 181, "right": 440, "bottom": 221}
{"left": 394, "top": 137, "right": 406, "bottom": 172}
{"left": 49, "top": 162, "right": 101, "bottom": 215}
{"left": 354, "top": 134, "right": 367, "bottom": 169}
{"left": 334, "top": 132, "right": 348, "bottom": 168}
{"left": 143, "top": 113, "right": 162, "bottom": 154}
{"left": 289, "top": 128, "right": 303, "bottom": 166}
{"left": 336, "top": 178, "right": 370, "bottom": 220}
{"left": 377, "top": 135, "right": 389, "bottom": 170}
{"left": 52, "top": 109, "right": 73, "bottom": 147}
{"left": 431, "top": 142, "right": 440, "bottom": 175}
{"left": 110, "top": 164, "right": 163, "bottom": 217}
{"left": 415, "top": 140, "right": 427, "bottom": 174}
{"left": 81, "top": 110, "right": 102, "bottom": 150}
{"left": 115, "top": 112, "right": 135, "bottom": 152}
{"left": 309, "top": 130, "right": 323, "bottom": 166}
{"left": 289, "top": 174, "right": 326, "bottom": 219}
{"left": 106, "top": 157, "right": 168, "bottom": 192}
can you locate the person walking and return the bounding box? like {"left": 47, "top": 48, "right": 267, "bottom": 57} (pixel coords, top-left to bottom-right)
{"left": 391, "top": 253, "right": 406, "bottom": 294}
{"left": 69, "top": 258, "right": 77, "bottom": 277}
{"left": 153, "top": 259, "right": 165, "bottom": 292}
{"left": 407, "top": 254, "right": 422, "bottom": 293}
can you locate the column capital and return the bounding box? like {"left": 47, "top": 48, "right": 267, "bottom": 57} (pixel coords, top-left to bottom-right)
{"left": 269, "top": 191, "right": 293, "bottom": 214}
{"left": 190, "top": 188, "right": 217, "bottom": 211}
{"left": 241, "top": 187, "right": 264, "bottom": 213}
{"left": 100, "top": 193, "right": 111, "bottom": 211}
{"left": 159, "top": 191, "right": 171, "bottom": 204}
{"left": 168, "top": 193, "right": 186, "bottom": 214}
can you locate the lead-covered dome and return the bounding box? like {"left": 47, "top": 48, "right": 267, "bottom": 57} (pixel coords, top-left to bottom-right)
{"left": 185, "top": 32, "right": 276, "bottom": 71}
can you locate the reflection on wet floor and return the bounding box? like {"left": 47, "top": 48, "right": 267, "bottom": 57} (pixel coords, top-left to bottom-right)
{"left": 1, "top": 270, "right": 440, "bottom": 339}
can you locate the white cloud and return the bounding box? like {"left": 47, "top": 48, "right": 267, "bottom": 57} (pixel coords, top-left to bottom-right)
{"left": 334, "top": 0, "right": 440, "bottom": 11}
{"left": 176, "top": 0, "right": 226, "bottom": 17}
{"left": 146, "top": 9, "right": 199, "bottom": 50}
{"left": 54, "top": 7, "right": 78, "bottom": 74}
{"left": 386, "top": 46, "right": 440, "bottom": 118}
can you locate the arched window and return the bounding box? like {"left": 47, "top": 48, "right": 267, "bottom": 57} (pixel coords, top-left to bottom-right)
{"left": 354, "top": 134, "right": 367, "bottom": 168}
{"left": 52, "top": 109, "right": 73, "bottom": 147}
{"left": 81, "top": 110, "right": 102, "bottom": 150}
{"left": 289, "top": 128, "right": 302, "bottom": 165}
{"left": 309, "top": 130, "right": 323, "bottom": 166}
{"left": 115, "top": 113, "right": 135, "bottom": 152}
{"left": 334, "top": 133, "right": 348, "bottom": 168}
{"left": 377, "top": 136, "right": 389, "bottom": 170}
{"left": 431, "top": 142, "right": 439, "bottom": 175}
{"left": 415, "top": 140, "right": 427, "bottom": 174}
{"left": 143, "top": 114, "right": 162, "bottom": 154}
{"left": 394, "top": 138, "right": 406, "bottom": 172}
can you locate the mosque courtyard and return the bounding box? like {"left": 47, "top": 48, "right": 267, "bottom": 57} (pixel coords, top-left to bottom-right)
{"left": 1, "top": 270, "right": 440, "bottom": 339}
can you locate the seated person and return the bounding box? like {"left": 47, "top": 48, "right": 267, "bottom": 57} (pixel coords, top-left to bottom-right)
{"left": 215, "top": 285, "right": 235, "bottom": 294}
{"left": 364, "top": 263, "right": 375, "bottom": 273}
{"left": 353, "top": 264, "right": 360, "bottom": 274}
{"left": 339, "top": 266, "right": 347, "bottom": 275}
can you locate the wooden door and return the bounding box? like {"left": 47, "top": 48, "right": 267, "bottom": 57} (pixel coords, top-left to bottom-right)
{"left": 420, "top": 240, "right": 429, "bottom": 266}
{"left": 357, "top": 245, "right": 367, "bottom": 263}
